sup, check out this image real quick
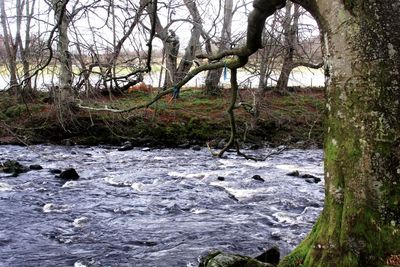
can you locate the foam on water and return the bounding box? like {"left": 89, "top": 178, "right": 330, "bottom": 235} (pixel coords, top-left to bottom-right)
{"left": 0, "top": 145, "right": 324, "bottom": 266}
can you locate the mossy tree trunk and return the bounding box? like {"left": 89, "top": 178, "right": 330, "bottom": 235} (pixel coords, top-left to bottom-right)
{"left": 279, "top": 0, "right": 400, "bottom": 266}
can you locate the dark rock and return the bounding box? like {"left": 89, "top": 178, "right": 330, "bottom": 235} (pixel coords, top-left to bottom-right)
{"left": 118, "top": 143, "right": 134, "bottom": 151}
{"left": 252, "top": 175, "right": 265, "bottom": 182}
{"left": 255, "top": 247, "right": 280, "bottom": 265}
{"left": 286, "top": 170, "right": 300, "bottom": 177}
{"left": 58, "top": 168, "right": 80, "bottom": 180}
{"left": 228, "top": 194, "right": 239, "bottom": 202}
{"left": 305, "top": 177, "right": 322, "bottom": 184}
{"left": 29, "top": 164, "right": 43, "bottom": 170}
{"left": 191, "top": 145, "right": 201, "bottom": 151}
{"left": 49, "top": 169, "right": 62, "bottom": 174}
{"left": 1, "top": 160, "right": 29, "bottom": 176}
{"left": 314, "top": 177, "right": 322, "bottom": 183}
{"left": 177, "top": 142, "right": 191, "bottom": 149}
{"left": 300, "top": 173, "right": 318, "bottom": 179}
{"left": 199, "top": 251, "right": 273, "bottom": 267}
{"left": 217, "top": 176, "right": 225, "bottom": 181}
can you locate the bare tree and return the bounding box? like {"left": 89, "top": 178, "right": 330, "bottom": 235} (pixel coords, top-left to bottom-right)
{"left": 204, "top": 0, "right": 233, "bottom": 96}
{"left": 0, "top": 0, "right": 20, "bottom": 94}
{"left": 276, "top": 1, "right": 322, "bottom": 91}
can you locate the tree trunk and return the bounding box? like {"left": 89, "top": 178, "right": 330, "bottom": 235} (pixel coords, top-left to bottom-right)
{"left": 175, "top": 0, "right": 202, "bottom": 84}
{"left": 252, "top": 12, "right": 279, "bottom": 129}
{"left": 279, "top": 0, "right": 400, "bottom": 265}
{"left": 204, "top": 0, "right": 233, "bottom": 96}
{"left": 57, "top": 12, "right": 72, "bottom": 91}
{"left": 276, "top": 2, "right": 299, "bottom": 92}
{"left": 163, "top": 30, "right": 180, "bottom": 89}
{"left": 0, "top": 0, "right": 19, "bottom": 95}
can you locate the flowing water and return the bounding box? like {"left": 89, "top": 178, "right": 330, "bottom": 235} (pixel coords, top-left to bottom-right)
{"left": 0, "top": 145, "right": 324, "bottom": 266}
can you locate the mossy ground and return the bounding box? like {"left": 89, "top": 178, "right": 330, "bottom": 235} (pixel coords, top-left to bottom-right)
{"left": 0, "top": 87, "right": 324, "bottom": 147}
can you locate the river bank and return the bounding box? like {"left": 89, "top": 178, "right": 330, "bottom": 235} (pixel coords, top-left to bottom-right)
{"left": 0, "top": 87, "right": 324, "bottom": 149}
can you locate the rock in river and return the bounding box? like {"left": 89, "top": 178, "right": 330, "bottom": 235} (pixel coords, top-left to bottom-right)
{"left": 49, "top": 169, "right": 62, "bottom": 174}
{"left": 1, "top": 160, "right": 29, "bottom": 176}
{"left": 199, "top": 251, "right": 273, "bottom": 267}
{"left": 252, "top": 175, "right": 265, "bottom": 182}
{"left": 286, "top": 170, "right": 300, "bottom": 177}
{"left": 58, "top": 168, "right": 80, "bottom": 180}
{"left": 118, "top": 143, "right": 134, "bottom": 151}
{"left": 29, "top": 164, "right": 43, "bottom": 170}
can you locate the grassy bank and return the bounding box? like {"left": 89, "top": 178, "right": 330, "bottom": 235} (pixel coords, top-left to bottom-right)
{"left": 0, "top": 87, "right": 325, "bottom": 148}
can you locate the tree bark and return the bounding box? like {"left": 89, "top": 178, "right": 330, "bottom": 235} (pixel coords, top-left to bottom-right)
{"left": 252, "top": 12, "right": 279, "bottom": 129}
{"left": 279, "top": 0, "right": 400, "bottom": 265}
{"left": 175, "top": 0, "right": 202, "bottom": 83}
{"left": 204, "top": 0, "right": 233, "bottom": 96}
{"left": 54, "top": 1, "right": 73, "bottom": 92}
{"left": 276, "top": 2, "right": 299, "bottom": 91}
{"left": 0, "top": 0, "right": 19, "bottom": 95}
{"left": 199, "top": 0, "right": 399, "bottom": 265}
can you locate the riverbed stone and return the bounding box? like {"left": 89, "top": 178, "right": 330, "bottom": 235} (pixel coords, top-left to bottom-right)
{"left": 58, "top": 168, "right": 80, "bottom": 180}
{"left": 300, "top": 173, "right": 317, "bottom": 179}
{"left": 192, "top": 145, "right": 201, "bottom": 151}
{"left": 118, "top": 143, "right": 134, "bottom": 151}
{"left": 286, "top": 170, "right": 300, "bottom": 177}
{"left": 49, "top": 169, "right": 62, "bottom": 174}
{"left": 305, "top": 177, "right": 321, "bottom": 183}
{"left": 252, "top": 175, "right": 265, "bottom": 182}
{"left": 217, "top": 176, "right": 225, "bottom": 181}
{"left": 1, "top": 160, "right": 29, "bottom": 176}
{"left": 29, "top": 164, "right": 43, "bottom": 170}
{"left": 199, "top": 251, "right": 274, "bottom": 267}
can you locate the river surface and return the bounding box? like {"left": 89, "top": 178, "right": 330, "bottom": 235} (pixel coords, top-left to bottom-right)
{"left": 0, "top": 145, "right": 324, "bottom": 266}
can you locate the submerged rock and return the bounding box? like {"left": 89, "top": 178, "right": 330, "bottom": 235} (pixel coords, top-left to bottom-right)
{"left": 252, "top": 175, "right": 265, "bottom": 182}
{"left": 118, "top": 143, "right": 134, "bottom": 151}
{"left": 192, "top": 145, "right": 201, "bottom": 151}
{"left": 300, "top": 173, "right": 318, "bottom": 179}
{"left": 1, "top": 160, "right": 29, "bottom": 176}
{"left": 29, "top": 164, "right": 43, "bottom": 170}
{"left": 49, "top": 169, "right": 62, "bottom": 174}
{"left": 286, "top": 170, "right": 300, "bottom": 177}
{"left": 305, "top": 177, "right": 321, "bottom": 183}
{"left": 58, "top": 168, "right": 80, "bottom": 180}
{"left": 177, "top": 142, "right": 191, "bottom": 149}
{"left": 286, "top": 171, "right": 321, "bottom": 183}
{"left": 199, "top": 251, "right": 273, "bottom": 267}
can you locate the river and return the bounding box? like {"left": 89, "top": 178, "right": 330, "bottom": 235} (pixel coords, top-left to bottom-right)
{"left": 0, "top": 145, "right": 324, "bottom": 266}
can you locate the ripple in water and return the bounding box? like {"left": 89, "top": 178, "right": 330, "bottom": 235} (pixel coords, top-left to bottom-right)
{"left": 0, "top": 145, "right": 324, "bottom": 266}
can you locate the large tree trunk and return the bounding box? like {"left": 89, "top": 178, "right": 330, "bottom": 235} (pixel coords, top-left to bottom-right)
{"left": 0, "top": 0, "right": 19, "bottom": 95}
{"left": 252, "top": 12, "right": 279, "bottom": 129}
{"left": 175, "top": 0, "right": 202, "bottom": 83}
{"left": 204, "top": 0, "right": 233, "bottom": 96}
{"left": 57, "top": 9, "right": 72, "bottom": 91}
{"left": 275, "top": 2, "right": 299, "bottom": 92}
{"left": 280, "top": 0, "right": 400, "bottom": 266}
{"left": 163, "top": 30, "right": 180, "bottom": 89}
